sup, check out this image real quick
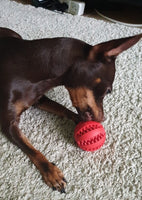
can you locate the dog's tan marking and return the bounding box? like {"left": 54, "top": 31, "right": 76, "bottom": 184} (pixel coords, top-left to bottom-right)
{"left": 14, "top": 101, "right": 29, "bottom": 116}
{"left": 95, "top": 78, "right": 101, "bottom": 84}
{"left": 66, "top": 87, "right": 100, "bottom": 119}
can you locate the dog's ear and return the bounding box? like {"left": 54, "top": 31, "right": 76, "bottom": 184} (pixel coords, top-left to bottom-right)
{"left": 89, "top": 33, "right": 142, "bottom": 61}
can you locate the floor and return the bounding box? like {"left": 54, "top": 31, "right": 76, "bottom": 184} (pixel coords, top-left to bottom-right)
{"left": 85, "top": 4, "right": 142, "bottom": 27}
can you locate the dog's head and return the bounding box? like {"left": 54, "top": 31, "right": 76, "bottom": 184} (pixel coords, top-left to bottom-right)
{"left": 65, "top": 34, "right": 142, "bottom": 122}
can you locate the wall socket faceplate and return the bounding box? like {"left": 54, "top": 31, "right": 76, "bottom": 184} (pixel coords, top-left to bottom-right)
{"left": 60, "top": 0, "right": 85, "bottom": 15}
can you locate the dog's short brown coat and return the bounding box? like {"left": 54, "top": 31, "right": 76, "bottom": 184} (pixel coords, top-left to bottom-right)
{"left": 0, "top": 27, "right": 141, "bottom": 192}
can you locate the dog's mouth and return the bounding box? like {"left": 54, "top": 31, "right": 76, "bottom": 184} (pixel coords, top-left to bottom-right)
{"left": 84, "top": 108, "right": 95, "bottom": 121}
{"left": 77, "top": 107, "right": 95, "bottom": 122}
{"left": 76, "top": 106, "right": 105, "bottom": 122}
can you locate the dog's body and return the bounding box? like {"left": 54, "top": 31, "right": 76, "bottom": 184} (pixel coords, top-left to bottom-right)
{"left": 0, "top": 27, "right": 141, "bottom": 193}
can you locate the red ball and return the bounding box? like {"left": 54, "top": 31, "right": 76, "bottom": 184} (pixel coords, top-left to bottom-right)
{"left": 74, "top": 121, "right": 106, "bottom": 152}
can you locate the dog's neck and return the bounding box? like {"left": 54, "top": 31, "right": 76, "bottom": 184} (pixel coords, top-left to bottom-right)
{"left": 25, "top": 38, "right": 89, "bottom": 82}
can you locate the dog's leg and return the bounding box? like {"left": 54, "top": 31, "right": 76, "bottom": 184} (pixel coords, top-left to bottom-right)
{"left": 1, "top": 108, "right": 67, "bottom": 193}
{"left": 35, "top": 95, "right": 79, "bottom": 123}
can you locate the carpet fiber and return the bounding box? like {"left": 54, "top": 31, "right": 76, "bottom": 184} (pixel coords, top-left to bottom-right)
{"left": 0, "top": 0, "right": 142, "bottom": 199}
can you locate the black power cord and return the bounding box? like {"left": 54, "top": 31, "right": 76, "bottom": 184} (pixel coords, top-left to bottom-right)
{"left": 32, "top": 0, "right": 68, "bottom": 12}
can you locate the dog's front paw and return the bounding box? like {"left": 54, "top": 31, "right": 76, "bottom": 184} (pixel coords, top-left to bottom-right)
{"left": 41, "top": 162, "right": 67, "bottom": 193}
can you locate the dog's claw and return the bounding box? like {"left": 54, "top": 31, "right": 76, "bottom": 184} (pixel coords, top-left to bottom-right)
{"left": 52, "top": 187, "right": 57, "bottom": 191}
{"left": 63, "top": 178, "right": 67, "bottom": 183}
{"left": 60, "top": 188, "right": 66, "bottom": 193}
{"left": 51, "top": 162, "right": 56, "bottom": 166}
{"left": 52, "top": 185, "right": 66, "bottom": 194}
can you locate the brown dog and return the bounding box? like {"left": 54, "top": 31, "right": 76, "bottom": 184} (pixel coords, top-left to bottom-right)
{"left": 0, "top": 27, "right": 141, "bottom": 193}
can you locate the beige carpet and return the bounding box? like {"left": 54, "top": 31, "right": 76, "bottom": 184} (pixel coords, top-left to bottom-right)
{"left": 0, "top": 0, "right": 142, "bottom": 199}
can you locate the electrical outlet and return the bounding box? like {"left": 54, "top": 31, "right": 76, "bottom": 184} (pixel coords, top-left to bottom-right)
{"left": 68, "top": 1, "right": 85, "bottom": 15}
{"left": 60, "top": 0, "right": 85, "bottom": 15}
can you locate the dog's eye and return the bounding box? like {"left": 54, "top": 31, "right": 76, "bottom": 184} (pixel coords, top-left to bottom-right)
{"left": 106, "top": 88, "right": 111, "bottom": 94}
